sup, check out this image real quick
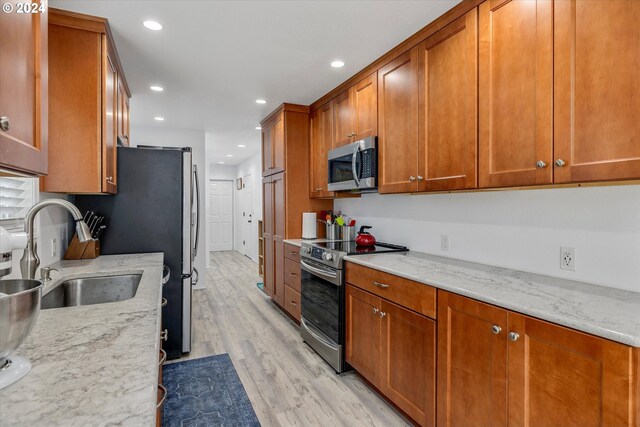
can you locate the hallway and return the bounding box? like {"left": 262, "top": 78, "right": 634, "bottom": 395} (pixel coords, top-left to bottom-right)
{"left": 177, "top": 251, "right": 409, "bottom": 426}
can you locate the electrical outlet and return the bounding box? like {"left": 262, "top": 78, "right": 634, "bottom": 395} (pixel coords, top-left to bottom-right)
{"left": 560, "top": 247, "right": 575, "bottom": 271}
{"left": 51, "top": 238, "right": 57, "bottom": 258}
{"left": 441, "top": 235, "right": 449, "bottom": 252}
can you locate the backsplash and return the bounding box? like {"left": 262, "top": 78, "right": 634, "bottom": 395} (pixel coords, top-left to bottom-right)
{"left": 335, "top": 185, "right": 640, "bottom": 293}
{"left": 5, "top": 192, "right": 72, "bottom": 280}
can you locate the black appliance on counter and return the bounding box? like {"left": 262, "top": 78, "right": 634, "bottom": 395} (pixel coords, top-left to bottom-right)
{"left": 75, "top": 146, "right": 200, "bottom": 359}
{"left": 299, "top": 241, "right": 408, "bottom": 373}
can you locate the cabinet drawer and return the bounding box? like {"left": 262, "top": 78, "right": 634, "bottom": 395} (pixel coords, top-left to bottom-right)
{"left": 284, "top": 285, "right": 301, "bottom": 322}
{"left": 284, "top": 243, "right": 300, "bottom": 262}
{"left": 345, "top": 262, "right": 436, "bottom": 319}
{"left": 284, "top": 257, "right": 301, "bottom": 292}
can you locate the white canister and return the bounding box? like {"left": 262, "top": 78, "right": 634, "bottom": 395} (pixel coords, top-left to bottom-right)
{"left": 302, "top": 212, "right": 317, "bottom": 239}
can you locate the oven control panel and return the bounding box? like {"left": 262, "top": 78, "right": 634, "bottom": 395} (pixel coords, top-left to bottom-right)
{"left": 311, "top": 247, "right": 325, "bottom": 261}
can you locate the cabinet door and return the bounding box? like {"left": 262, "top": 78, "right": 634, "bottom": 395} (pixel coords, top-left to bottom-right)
{"left": 478, "top": 0, "right": 553, "bottom": 188}
{"left": 0, "top": 4, "right": 47, "bottom": 175}
{"left": 102, "top": 45, "right": 117, "bottom": 194}
{"left": 262, "top": 176, "right": 273, "bottom": 235}
{"left": 437, "top": 291, "right": 508, "bottom": 427}
{"left": 352, "top": 72, "right": 377, "bottom": 141}
{"left": 345, "top": 284, "right": 381, "bottom": 387}
{"left": 261, "top": 125, "right": 273, "bottom": 176}
{"left": 273, "top": 236, "right": 285, "bottom": 306}
{"left": 507, "top": 313, "right": 635, "bottom": 427}
{"left": 272, "top": 172, "right": 285, "bottom": 239}
{"left": 272, "top": 116, "right": 285, "bottom": 174}
{"left": 378, "top": 47, "right": 420, "bottom": 194}
{"left": 418, "top": 9, "right": 477, "bottom": 192}
{"left": 263, "top": 234, "right": 274, "bottom": 297}
{"left": 554, "top": 0, "right": 640, "bottom": 183}
{"left": 117, "top": 79, "right": 130, "bottom": 146}
{"left": 333, "top": 89, "right": 353, "bottom": 148}
{"left": 380, "top": 300, "right": 436, "bottom": 427}
{"left": 310, "top": 102, "right": 334, "bottom": 198}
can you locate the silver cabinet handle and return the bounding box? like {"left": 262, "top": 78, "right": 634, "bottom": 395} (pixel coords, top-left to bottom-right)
{"left": 373, "top": 281, "right": 390, "bottom": 289}
{"left": 289, "top": 251, "right": 298, "bottom": 255}
{"left": 161, "top": 298, "right": 167, "bottom": 307}
{"left": 289, "top": 272, "right": 298, "bottom": 277}
{"left": 372, "top": 308, "right": 379, "bottom": 315}
{"left": 491, "top": 325, "right": 502, "bottom": 335}
{"left": 315, "top": 187, "right": 324, "bottom": 191}
{"left": 508, "top": 332, "right": 520, "bottom": 342}
{"left": 290, "top": 300, "right": 297, "bottom": 306}
{"left": 162, "top": 265, "right": 170, "bottom": 285}
{"left": 157, "top": 384, "right": 167, "bottom": 408}
{"left": 555, "top": 159, "right": 566, "bottom": 167}
{"left": 160, "top": 329, "right": 168, "bottom": 342}
{"left": 0, "top": 116, "right": 9, "bottom": 132}
{"left": 536, "top": 160, "right": 547, "bottom": 168}
{"left": 379, "top": 311, "right": 386, "bottom": 318}
{"left": 159, "top": 349, "right": 167, "bottom": 366}
{"left": 417, "top": 175, "right": 424, "bottom": 181}
{"left": 409, "top": 176, "right": 416, "bottom": 182}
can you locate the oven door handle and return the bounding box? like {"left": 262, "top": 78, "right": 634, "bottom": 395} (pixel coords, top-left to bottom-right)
{"left": 351, "top": 142, "right": 360, "bottom": 188}
{"left": 300, "top": 260, "right": 341, "bottom": 285}
{"left": 301, "top": 318, "right": 338, "bottom": 350}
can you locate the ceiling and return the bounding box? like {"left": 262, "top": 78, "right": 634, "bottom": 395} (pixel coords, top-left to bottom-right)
{"left": 50, "top": 0, "right": 460, "bottom": 165}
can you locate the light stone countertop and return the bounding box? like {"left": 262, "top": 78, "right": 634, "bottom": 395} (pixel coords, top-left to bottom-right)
{"left": 283, "top": 238, "right": 333, "bottom": 247}
{"left": 0, "top": 253, "right": 164, "bottom": 427}
{"left": 345, "top": 251, "right": 640, "bottom": 347}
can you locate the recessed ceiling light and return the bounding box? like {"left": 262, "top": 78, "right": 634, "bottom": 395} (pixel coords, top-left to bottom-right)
{"left": 255, "top": 126, "right": 261, "bottom": 130}
{"left": 255, "top": 99, "right": 266, "bottom": 104}
{"left": 226, "top": 154, "right": 233, "bottom": 157}
{"left": 143, "top": 20, "right": 163, "bottom": 31}
{"left": 218, "top": 161, "right": 225, "bottom": 164}
{"left": 150, "top": 85, "right": 164, "bottom": 92}
{"left": 237, "top": 144, "right": 246, "bottom": 148}
{"left": 154, "top": 116, "right": 165, "bottom": 121}
{"left": 331, "top": 60, "right": 345, "bottom": 68}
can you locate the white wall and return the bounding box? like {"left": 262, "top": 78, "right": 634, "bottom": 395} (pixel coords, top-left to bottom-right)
{"left": 131, "top": 126, "right": 207, "bottom": 288}
{"left": 234, "top": 152, "right": 263, "bottom": 262}
{"left": 335, "top": 185, "right": 640, "bottom": 293}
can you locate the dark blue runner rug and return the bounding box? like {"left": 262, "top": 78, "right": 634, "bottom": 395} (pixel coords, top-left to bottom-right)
{"left": 162, "top": 354, "right": 260, "bottom": 427}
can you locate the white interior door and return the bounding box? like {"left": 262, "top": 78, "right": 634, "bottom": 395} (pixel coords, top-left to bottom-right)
{"left": 240, "top": 174, "right": 254, "bottom": 258}
{"left": 209, "top": 180, "right": 233, "bottom": 251}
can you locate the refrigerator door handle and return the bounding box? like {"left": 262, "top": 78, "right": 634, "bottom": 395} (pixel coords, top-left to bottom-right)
{"left": 192, "top": 165, "right": 200, "bottom": 259}
{"left": 191, "top": 267, "right": 199, "bottom": 286}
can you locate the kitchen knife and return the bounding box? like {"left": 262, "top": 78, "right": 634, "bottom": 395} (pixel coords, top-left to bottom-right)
{"left": 93, "top": 225, "right": 106, "bottom": 240}
{"left": 91, "top": 216, "right": 103, "bottom": 234}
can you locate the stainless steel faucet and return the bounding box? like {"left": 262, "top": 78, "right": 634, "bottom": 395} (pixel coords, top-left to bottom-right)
{"left": 20, "top": 199, "right": 93, "bottom": 279}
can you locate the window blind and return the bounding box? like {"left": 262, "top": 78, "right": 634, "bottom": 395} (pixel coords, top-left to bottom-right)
{"left": 0, "top": 177, "right": 36, "bottom": 230}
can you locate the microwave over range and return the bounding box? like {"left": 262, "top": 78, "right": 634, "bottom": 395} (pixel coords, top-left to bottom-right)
{"left": 327, "top": 136, "right": 377, "bottom": 192}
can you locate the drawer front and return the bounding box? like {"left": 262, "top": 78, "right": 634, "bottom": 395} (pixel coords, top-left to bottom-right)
{"left": 284, "top": 243, "right": 300, "bottom": 263}
{"left": 284, "top": 258, "right": 301, "bottom": 292}
{"left": 345, "top": 262, "right": 436, "bottom": 319}
{"left": 284, "top": 285, "right": 301, "bottom": 322}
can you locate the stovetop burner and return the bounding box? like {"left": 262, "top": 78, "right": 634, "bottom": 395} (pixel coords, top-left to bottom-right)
{"left": 313, "top": 241, "right": 408, "bottom": 255}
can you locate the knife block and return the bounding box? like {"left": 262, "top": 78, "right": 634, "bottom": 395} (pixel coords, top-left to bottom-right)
{"left": 63, "top": 234, "right": 100, "bottom": 260}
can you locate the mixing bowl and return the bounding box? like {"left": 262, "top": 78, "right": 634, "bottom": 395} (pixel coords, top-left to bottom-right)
{"left": 0, "top": 279, "right": 43, "bottom": 379}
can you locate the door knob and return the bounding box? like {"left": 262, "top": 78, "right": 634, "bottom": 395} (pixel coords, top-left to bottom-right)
{"left": 555, "top": 159, "right": 566, "bottom": 167}
{"left": 491, "top": 325, "right": 502, "bottom": 335}
{"left": 508, "top": 332, "right": 520, "bottom": 342}
{"left": 0, "top": 116, "right": 9, "bottom": 132}
{"left": 536, "top": 160, "right": 547, "bottom": 168}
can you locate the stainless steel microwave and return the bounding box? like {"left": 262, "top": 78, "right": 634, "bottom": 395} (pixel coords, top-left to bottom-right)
{"left": 327, "top": 137, "right": 377, "bottom": 192}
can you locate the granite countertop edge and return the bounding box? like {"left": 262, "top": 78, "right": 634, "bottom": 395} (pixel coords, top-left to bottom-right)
{"left": 344, "top": 252, "right": 640, "bottom": 347}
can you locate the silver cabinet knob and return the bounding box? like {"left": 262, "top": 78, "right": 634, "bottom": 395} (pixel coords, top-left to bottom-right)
{"left": 508, "top": 332, "right": 520, "bottom": 342}
{"left": 372, "top": 307, "right": 379, "bottom": 315}
{"left": 417, "top": 175, "right": 424, "bottom": 181}
{"left": 555, "top": 159, "right": 566, "bottom": 167}
{"left": 106, "top": 176, "right": 113, "bottom": 182}
{"left": 536, "top": 160, "right": 547, "bottom": 168}
{"left": 379, "top": 311, "right": 386, "bottom": 318}
{"left": 0, "top": 116, "right": 9, "bottom": 132}
{"left": 409, "top": 176, "right": 416, "bottom": 182}
{"left": 160, "top": 329, "right": 168, "bottom": 342}
{"left": 491, "top": 325, "right": 502, "bottom": 335}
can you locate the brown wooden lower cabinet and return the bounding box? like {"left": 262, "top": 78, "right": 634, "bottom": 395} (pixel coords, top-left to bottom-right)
{"left": 346, "top": 284, "right": 436, "bottom": 426}
{"left": 284, "top": 285, "right": 301, "bottom": 322}
{"left": 438, "top": 290, "right": 637, "bottom": 427}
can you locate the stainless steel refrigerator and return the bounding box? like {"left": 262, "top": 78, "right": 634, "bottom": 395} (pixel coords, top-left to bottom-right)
{"left": 75, "top": 145, "right": 200, "bottom": 359}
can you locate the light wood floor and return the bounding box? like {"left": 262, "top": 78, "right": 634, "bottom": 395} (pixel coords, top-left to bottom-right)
{"left": 170, "top": 250, "right": 410, "bottom": 426}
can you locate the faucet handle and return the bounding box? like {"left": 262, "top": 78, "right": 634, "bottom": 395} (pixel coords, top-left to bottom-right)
{"left": 40, "top": 267, "right": 60, "bottom": 282}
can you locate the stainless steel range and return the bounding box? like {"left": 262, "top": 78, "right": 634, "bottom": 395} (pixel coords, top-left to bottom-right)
{"left": 299, "top": 241, "right": 408, "bottom": 373}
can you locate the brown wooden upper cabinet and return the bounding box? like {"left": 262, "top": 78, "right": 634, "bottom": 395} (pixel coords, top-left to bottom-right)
{"left": 42, "top": 9, "right": 131, "bottom": 194}
{"left": 418, "top": 8, "right": 478, "bottom": 192}
{"left": 438, "top": 291, "right": 637, "bottom": 427}
{"left": 309, "top": 101, "right": 334, "bottom": 198}
{"left": 554, "top": 0, "right": 640, "bottom": 183}
{"left": 0, "top": 2, "right": 48, "bottom": 176}
{"left": 117, "top": 77, "right": 130, "bottom": 147}
{"left": 378, "top": 48, "right": 420, "bottom": 194}
{"left": 333, "top": 72, "right": 377, "bottom": 148}
{"left": 262, "top": 115, "right": 284, "bottom": 177}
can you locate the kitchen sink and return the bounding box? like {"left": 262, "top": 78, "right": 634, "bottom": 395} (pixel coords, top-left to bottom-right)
{"left": 41, "top": 274, "right": 142, "bottom": 309}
